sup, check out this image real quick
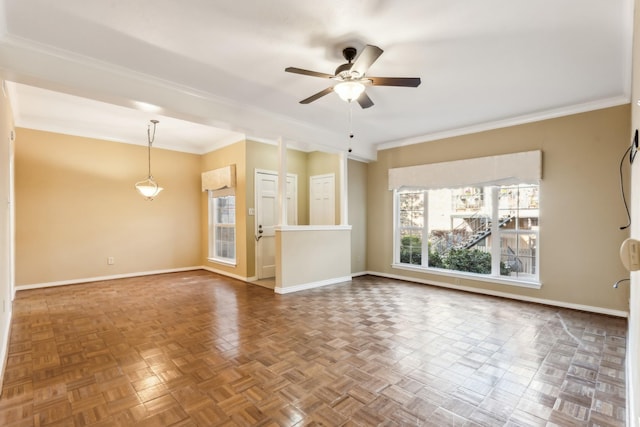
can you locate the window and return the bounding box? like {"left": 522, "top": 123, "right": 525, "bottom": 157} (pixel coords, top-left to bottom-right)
{"left": 394, "top": 184, "right": 539, "bottom": 284}
{"left": 209, "top": 193, "right": 236, "bottom": 264}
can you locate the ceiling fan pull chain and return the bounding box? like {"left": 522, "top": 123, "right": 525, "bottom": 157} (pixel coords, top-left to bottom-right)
{"left": 348, "top": 102, "right": 354, "bottom": 153}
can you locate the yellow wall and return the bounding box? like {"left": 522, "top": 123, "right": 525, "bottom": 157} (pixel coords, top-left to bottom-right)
{"left": 368, "top": 105, "right": 631, "bottom": 312}
{"left": 15, "top": 128, "right": 202, "bottom": 286}
{"left": 200, "top": 140, "right": 248, "bottom": 279}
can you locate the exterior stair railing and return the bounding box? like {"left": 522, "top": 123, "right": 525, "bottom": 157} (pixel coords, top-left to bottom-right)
{"left": 458, "top": 215, "right": 513, "bottom": 249}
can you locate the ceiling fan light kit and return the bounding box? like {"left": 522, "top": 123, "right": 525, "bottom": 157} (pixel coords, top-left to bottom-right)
{"left": 285, "top": 44, "right": 421, "bottom": 109}
{"left": 334, "top": 81, "right": 366, "bottom": 102}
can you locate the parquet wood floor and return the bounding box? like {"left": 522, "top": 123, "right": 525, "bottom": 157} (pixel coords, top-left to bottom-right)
{"left": 0, "top": 271, "right": 627, "bottom": 426}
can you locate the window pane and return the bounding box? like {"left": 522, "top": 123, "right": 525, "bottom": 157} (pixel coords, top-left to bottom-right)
{"left": 498, "top": 184, "right": 539, "bottom": 280}
{"left": 398, "top": 192, "right": 424, "bottom": 266}
{"left": 427, "top": 187, "right": 493, "bottom": 274}
{"left": 400, "top": 229, "right": 422, "bottom": 265}
{"left": 500, "top": 232, "right": 537, "bottom": 278}
{"left": 210, "top": 194, "right": 236, "bottom": 262}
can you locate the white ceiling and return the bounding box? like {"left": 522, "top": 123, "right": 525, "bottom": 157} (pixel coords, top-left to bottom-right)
{"left": 0, "top": 0, "right": 633, "bottom": 160}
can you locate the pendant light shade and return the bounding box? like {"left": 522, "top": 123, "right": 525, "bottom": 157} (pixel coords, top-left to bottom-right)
{"left": 135, "top": 177, "right": 163, "bottom": 199}
{"left": 135, "top": 119, "right": 163, "bottom": 200}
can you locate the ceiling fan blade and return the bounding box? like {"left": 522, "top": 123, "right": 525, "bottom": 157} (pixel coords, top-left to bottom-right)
{"left": 285, "top": 67, "right": 334, "bottom": 79}
{"left": 357, "top": 92, "right": 374, "bottom": 109}
{"left": 300, "top": 87, "right": 334, "bottom": 104}
{"left": 369, "top": 77, "right": 421, "bottom": 87}
{"left": 350, "top": 45, "right": 383, "bottom": 76}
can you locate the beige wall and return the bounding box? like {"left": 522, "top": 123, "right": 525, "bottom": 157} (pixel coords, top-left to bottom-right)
{"left": 15, "top": 128, "right": 202, "bottom": 286}
{"left": 368, "top": 105, "right": 631, "bottom": 312}
{"left": 348, "top": 159, "right": 367, "bottom": 273}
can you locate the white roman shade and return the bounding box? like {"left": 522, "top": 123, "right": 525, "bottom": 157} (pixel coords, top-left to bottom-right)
{"left": 388, "top": 150, "right": 541, "bottom": 191}
{"left": 202, "top": 164, "right": 236, "bottom": 195}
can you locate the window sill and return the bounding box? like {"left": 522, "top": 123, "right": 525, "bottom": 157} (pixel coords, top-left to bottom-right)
{"left": 391, "top": 263, "right": 542, "bottom": 289}
{"left": 208, "top": 258, "right": 237, "bottom": 267}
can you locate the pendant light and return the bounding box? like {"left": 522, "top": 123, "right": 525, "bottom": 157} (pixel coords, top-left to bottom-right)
{"left": 135, "top": 119, "right": 163, "bottom": 200}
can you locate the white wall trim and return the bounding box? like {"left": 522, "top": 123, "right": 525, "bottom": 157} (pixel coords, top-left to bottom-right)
{"left": 628, "top": 340, "right": 637, "bottom": 427}
{"left": 351, "top": 271, "right": 369, "bottom": 277}
{"left": 365, "top": 271, "right": 629, "bottom": 318}
{"left": 15, "top": 266, "right": 204, "bottom": 291}
{"left": 200, "top": 265, "right": 254, "bottom": 283}
{"left": 377, "top": 96, "right": 630, "bottom": 151}
{"left": 274, "top": 275, "right": 352, "bottom": 294}
{"left": 0, "top": 308, "right": 11, "bottom": 396}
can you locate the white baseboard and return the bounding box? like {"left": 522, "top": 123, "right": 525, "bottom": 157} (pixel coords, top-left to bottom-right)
{"left": 200, "top": 266, "right": 254, "bottom": 283}
{"left": 364, "top": 271, "right": 629, "bottom": 318}
{"left": 15, "top": 266, "right": 204, "bottom": 291}
{"left": 275, "top": 275, "right": 352, "bottom": 294}
{"left": 350, "top": 270, "right": 369, "bottom": 278}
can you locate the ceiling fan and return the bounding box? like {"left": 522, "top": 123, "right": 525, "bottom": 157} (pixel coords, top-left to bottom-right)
{"left": 285, "top": 44, "right": 421, "bottom": 109}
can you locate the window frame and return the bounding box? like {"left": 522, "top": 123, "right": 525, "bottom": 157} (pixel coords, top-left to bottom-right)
{"left": 208, "top": 191, "right": 236, "bottom": 266}
{"left": 392, "top": 184, "right": 540, "bottom": 289}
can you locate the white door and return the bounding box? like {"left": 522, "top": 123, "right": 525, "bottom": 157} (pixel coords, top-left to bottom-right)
{"left": 310, "top": 174, "right": 335, "bottom": 225}
{"left": 255, "top": 171, "right": 297, "bottom": 279}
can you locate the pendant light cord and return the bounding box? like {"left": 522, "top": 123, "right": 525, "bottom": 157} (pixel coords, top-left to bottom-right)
{"left": 147, "top": 120, "right": 158, "bottom": 178}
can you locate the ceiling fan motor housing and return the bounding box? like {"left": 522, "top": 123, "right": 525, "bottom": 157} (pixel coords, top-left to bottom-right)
{"left": 342, "top": 47, "right": 357, "bottom": 62}
{"left": 335, "top": 47, "right": 359, "bottom": 77}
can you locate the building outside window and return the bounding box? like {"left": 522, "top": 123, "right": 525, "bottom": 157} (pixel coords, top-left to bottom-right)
{"left": 209, "top": 193, "right": 236, "bottom": 264}
{"left": 395, "top": 184, "right": 539, "bottom": 283}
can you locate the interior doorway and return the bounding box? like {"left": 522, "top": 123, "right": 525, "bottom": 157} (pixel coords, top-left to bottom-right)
{"left": 255, "top": 170, "right": 297, "bottom": 279}
{"left": 310, "top": 173, "right": 335, "bottom": 225}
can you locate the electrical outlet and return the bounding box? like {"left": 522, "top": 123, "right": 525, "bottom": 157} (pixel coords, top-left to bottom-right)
{"left": 107, "top": 257, "right": 115, "bottom": 265}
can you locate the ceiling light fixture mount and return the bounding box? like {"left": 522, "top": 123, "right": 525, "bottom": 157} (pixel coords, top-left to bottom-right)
{"left": 135, "top": 119, "right": 163, "bottom": 200}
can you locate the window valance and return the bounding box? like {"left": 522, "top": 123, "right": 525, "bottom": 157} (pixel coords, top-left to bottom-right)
{"left": 388, "top": 150, "right": 541, "bottom": 191}
{"left": 202, "top": 164, "right": 236, "bottom": 192}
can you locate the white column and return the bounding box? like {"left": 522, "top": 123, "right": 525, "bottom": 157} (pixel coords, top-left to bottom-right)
{"left": 277, "top": 136, "right": 287, "bottom": 226}
{"left": 339, "top": 152, "right": 348, "bottom": 225}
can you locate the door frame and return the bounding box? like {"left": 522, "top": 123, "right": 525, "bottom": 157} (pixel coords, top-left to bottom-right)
{"left": 254, "top": 169, "right": 298, "bottom": 279}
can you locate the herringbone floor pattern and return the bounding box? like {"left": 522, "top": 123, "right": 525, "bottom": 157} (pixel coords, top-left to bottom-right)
{"left": 0, "top": 271, "right": 627, "bottom": 426}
